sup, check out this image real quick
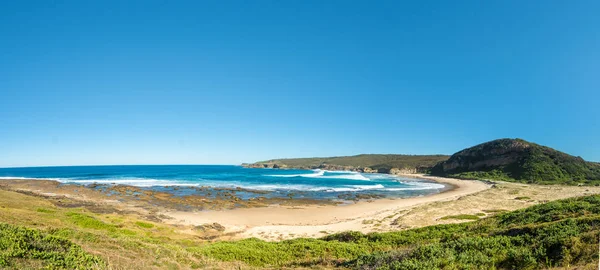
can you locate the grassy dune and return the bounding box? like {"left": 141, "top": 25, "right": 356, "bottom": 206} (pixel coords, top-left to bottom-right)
{"left": 0, "top": 189, "right": 239, "bottom": 269}
{"left": 0, "top": 187, "right": 598, "bottom": 269}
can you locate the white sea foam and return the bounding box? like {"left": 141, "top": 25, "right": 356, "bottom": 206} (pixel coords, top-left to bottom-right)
{"left": 324, "top": 184, "right": 386, "bottom": 192}
{"left": 396, "top": 181, "right": 446, "bottom": 191}
{"left": 366, "top": 174, "right": 395, "bottom": 179}
{"left": 267, "top": 169, "right": 325, "bottom": 178}
{"left": 266, "top": 169, "right": 371, "bottom": 181}
{"left": 324, "top": 170, "right": 359, "bottom": 174}
{"left": 0, "top": 174, "right": 445, "bottom": 192}
{"left": 321, "top": 174, "right": 370, "bottom": 181}
{"left": 349, "top": 184, "right": 385, "bottom": 190}
{"left": 233, "top": 183, "right": 392, "bottom": 192}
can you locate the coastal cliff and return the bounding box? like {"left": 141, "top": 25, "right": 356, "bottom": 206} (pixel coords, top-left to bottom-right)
{"left": 242, "top": 154, "right": 449, "bottom": 175}
{"left": 244, "top": 138, "right": 600, "bottom": 185}
{"left": 242, "top": 162, "right": 382, "bottom": 173}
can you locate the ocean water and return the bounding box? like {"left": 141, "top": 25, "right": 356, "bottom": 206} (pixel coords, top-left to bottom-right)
{"left": 0, "top": 165, "right": 447, "bottom": 200}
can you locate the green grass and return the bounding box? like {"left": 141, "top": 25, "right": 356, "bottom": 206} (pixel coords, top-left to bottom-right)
{"left": 66, "top": 212, "right": 116, "bottom": 231}
{"left": 36, "top": 207, "right": 55, "bottom": 213}
{"left": 135, "top": 221, "right": 154, "bottom": 229}
{"left": 0, "top": 189, "right": 225, "bottom": 269}
{"left": 0, "top": 223, "right": 104, "bottom": 269}
{"left": 194, "top": 237, "right": 371, "bottom": 266}
{"left": 440, "top": 214, "right": 482, "bottom": 220}
{"left": 483, "top": 209, "right": 508, "bottom": 213}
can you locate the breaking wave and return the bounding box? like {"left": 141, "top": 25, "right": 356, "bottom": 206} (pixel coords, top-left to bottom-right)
{"left": 0, "top": 166, "right": 447, "bottom": 197}
{"left": 267, "top": 169, "right": 371, "bottom": 181}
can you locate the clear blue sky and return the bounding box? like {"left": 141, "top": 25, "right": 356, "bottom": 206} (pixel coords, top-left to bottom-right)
{"left": 1, "top": 1, "right": 599, "bottom": 167}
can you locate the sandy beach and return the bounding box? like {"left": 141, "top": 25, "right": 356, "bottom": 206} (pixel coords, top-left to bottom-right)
{"left": 161, "top": 175, "right": 491, "bottom": 240}
{"left": 2, "top": 174, "right": 600, "bottom": 242}
{"left": 160, "top": 174, "right": 600, "bottom": 241}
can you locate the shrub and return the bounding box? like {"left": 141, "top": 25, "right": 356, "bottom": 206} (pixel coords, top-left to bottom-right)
{"left": 0, "top": 223, "right": 104, "bottom": 268}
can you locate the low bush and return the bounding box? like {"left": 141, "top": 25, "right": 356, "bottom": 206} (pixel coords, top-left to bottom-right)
{"left": 0, "top": 223, "right": 104, "bottom": 269}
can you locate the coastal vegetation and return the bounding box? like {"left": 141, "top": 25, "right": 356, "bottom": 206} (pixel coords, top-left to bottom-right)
{"left": 430, "top": 138, "right": 600, "bottom": 185}
{"left": 0, "top": 189, "right": 222, "bottom": 269}
{"left": 0, "top": 223, "right": 103, "bottom": 269}
{"left": 197, "top": 195, "right": 600, "bottom": 269}
{"left": 245, "top": 154, "right": 449, "bottom": 173}
{"left": 0, "top": 185, "right": 598, "bottom": 269}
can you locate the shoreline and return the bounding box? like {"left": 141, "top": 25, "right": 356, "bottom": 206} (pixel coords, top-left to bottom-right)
{"left": 0, "top": 171, "right": 454, "bottom": 205}
{"left": 0, "top": 174, "right": 490, "bottom": 240}
{"left": 160, "top": 174, "right": 491, "bottom": 240}
{"left": 2, "top": 174, "right": 599, "bottom": 242}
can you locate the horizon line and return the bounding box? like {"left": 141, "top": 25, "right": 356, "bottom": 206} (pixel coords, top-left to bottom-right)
{"left": 0, "top": 163, "right": 240, "bottom": 169}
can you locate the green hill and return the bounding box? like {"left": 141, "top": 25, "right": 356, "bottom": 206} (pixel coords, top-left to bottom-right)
{"left": 431, "top": 138, "right": 600, "bottom": 184}
{"left": 245, "top": 154, "right": 449, "bottom": 173}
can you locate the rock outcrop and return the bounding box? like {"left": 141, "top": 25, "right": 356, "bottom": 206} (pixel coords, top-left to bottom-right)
{"left": 242, "top": 162, "right": 428, "bottom": 176}
{"left": 389, "top": 167, "right": 418, "bottom": 175}
{"left": 241, "top": 163, "right": 288, "bottom": 169}
{"left": 242, "top": 154, "right": 449, "bottom": 176}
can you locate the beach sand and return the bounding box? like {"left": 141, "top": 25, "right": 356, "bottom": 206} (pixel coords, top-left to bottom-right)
{"left": 160, "top": 175, "right": 600, "bottom": 241}
{"left": 161, "top": 175, "right": 491, "bottom": 240}
{"left": 2, "top": 175, "right": 599, "bottom": 242}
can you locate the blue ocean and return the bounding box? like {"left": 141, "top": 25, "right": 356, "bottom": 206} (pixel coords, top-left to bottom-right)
{"left": 0, "top": 165, "right": 446, "bottom": 200}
